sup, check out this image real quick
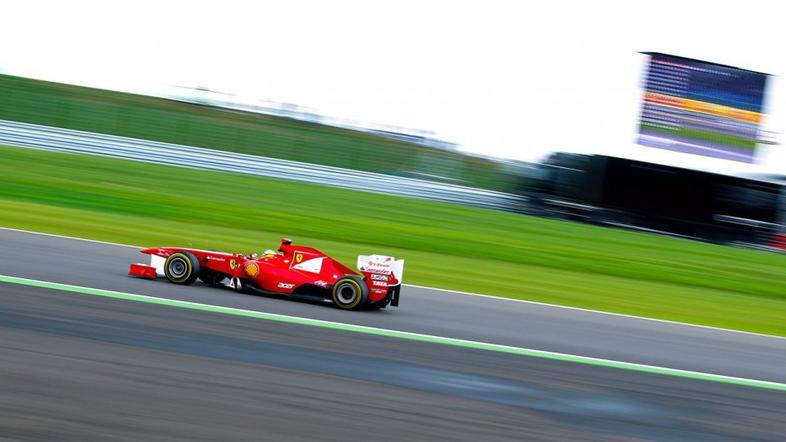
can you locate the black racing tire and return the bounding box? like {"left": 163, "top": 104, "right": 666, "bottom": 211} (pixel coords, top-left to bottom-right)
{"left": 331, "top": 275, "right": 368, "bottom": 310}
{"left": 198, "top": 268, "right": 227, "bottom": 286}
{"left": 164, "top": 251, "right": 200, "bottom": 285}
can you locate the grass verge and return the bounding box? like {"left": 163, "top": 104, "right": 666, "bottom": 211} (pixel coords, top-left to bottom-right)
{"left": 1, "top": 145, "right": 785, "bottom": 336}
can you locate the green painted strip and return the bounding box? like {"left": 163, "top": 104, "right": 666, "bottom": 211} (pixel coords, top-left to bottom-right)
{"left": 1, "top": 273, "right": 785, "bottom": 392}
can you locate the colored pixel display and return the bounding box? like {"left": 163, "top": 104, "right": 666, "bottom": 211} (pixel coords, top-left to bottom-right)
{"left": 637, "top": 53, "right": 769, "bottom": 163}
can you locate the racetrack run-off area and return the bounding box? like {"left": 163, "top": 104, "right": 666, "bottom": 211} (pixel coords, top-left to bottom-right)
{"left": 3, "top": 135, "right": 786, "bottom": 442}
{"left": 2, "top": 145, "right": 786, "bottom": 336}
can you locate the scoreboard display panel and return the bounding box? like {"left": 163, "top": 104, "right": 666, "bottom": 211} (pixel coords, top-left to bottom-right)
{"left": 637, "top": 52, "right": 769, "bottom": 163}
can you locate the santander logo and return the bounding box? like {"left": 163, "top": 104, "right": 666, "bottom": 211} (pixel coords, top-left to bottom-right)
{"left": 360, "top": 255, "right": 393, "bottom": 274}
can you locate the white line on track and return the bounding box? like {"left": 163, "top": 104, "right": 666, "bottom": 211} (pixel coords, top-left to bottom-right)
{"left": 406, "top": 283, "right": 786, "bottom": 341}
{"left": 0, "top": 226, "right": 141, "bottom": 249}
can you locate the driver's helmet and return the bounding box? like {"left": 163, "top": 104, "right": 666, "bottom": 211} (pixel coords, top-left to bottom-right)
{"left": 261, "top": 249, "right": 279, "bottom": 258}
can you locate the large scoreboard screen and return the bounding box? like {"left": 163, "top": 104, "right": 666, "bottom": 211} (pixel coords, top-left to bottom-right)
{"left": 637, "top": 52, "right": 769, "bottom": 163}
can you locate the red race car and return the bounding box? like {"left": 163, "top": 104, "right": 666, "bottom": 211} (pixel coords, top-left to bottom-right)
{"left": 129, "top": 238, "right": 402, "bottom": 310}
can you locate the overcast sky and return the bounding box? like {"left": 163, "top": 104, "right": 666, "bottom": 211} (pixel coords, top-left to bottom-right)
{"left": 1, "top": 0, "right": 784, "bottom": 173}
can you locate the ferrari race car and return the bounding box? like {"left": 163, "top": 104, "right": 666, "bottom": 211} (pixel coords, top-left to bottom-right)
{"left": 128, "top": 238, "right": 403, "bottom": 310}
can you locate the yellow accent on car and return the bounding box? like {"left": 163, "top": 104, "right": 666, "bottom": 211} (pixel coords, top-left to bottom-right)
{"left": 332, "top": 278, "right": 363, "bottom": 309}
{"left": 245, "top": 262, "right": 259, "bottom": 277}
{"left": 165, "top": 252, "right": 192, "bottom": 283}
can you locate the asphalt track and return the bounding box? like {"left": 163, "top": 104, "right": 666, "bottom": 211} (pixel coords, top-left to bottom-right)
{"left": 3, "top": 283, "right": 786, "bottom": 441}
{"left": 1, "top": 229, "right": 784, "bottom": 383}
{"left": 1, "top": 229, "right": 786, "bottom": 440}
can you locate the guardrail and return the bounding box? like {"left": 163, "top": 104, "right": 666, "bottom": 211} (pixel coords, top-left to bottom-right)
{"left": 0, "top": 120, "right": 522, "bottom": 211}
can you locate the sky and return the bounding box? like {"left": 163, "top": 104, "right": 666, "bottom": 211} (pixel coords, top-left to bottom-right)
{"left": 1, "top": 0, "right": 785, "bottom": 174}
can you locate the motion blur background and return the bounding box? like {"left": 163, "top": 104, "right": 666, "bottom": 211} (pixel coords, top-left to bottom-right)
{"left": 2, "top": 1, "right": 786, "bottom": 441}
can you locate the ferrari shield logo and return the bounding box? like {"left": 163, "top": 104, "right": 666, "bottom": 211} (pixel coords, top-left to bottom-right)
{"left": 294, "top": 252, "right": 303, "bottom": 263}
{"left": 292, "top": 257, "right": 323, "bottom": 273}
{"left": 230, "top": 259, "right": 239, "bottom": 270}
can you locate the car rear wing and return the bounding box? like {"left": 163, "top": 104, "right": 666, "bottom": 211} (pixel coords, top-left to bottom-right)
{"left": 357, "top": 254, "right": 404, "bottom": 284}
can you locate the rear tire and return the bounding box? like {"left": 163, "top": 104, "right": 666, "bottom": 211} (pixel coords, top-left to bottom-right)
{"left": 331, "top": 275, "right": 368, "bottom": 310}
{"left": 164, "top": 251, "right": 200, "bottom": 285}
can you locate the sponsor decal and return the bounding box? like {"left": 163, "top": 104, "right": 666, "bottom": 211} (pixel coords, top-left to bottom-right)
{"left": 358, "top": 255, "right": 394, "bottom": 274}
{"left": 370, "top": 274, "right": 388, "bottom": 281}
{"left": 229, "top": 259, "right": 239, "bottom": 270}
{"left": 372, "top": 280, "right": 388, "bottom": 287}
{"left": 277, "top": 282, "right": 295, "bottom": 289}
{"left": 244, "top": 262, "right": 259, "bottom": 277}
{"left": 363, "top": 263, "right": 392, "bottom": 274}
{"left": 292, "top": 257, "right": 323, "bottom": 274}
{"left": 294, "top": 252, "right": 304, "bottom": 263}
{"left": 246, "top": 262, "right": 259, "bottom": 278}
{"left": 313, "top": 280, "right": 328, "bottom": 287}
{"left": 206, "top": 256, "right": 226, "bottom": 262}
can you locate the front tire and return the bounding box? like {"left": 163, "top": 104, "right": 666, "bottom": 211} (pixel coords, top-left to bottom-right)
{"left": 164, "top": 251, "right": 200, "bottom": 285}
{"left": 331, "top": 275, "right": 368, "bottom": 310}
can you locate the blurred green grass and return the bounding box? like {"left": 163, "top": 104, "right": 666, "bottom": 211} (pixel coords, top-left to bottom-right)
{"left": 1, "top": 145, "right": 785, "bottom": 336}
{"left": 0, "top": 74, "right": 512, "bottom": 191}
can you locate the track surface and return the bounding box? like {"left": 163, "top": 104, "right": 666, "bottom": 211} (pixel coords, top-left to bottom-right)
{"left": 1, "top": 228, "right": 785, "bottom": 383}
{"left": 2, "top": 283, "right": 785, "bottom": 441}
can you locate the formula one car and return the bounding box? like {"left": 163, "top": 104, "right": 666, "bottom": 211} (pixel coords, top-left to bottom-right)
{"left": 128, "top": 238, "right": 403, "bottom": 310}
